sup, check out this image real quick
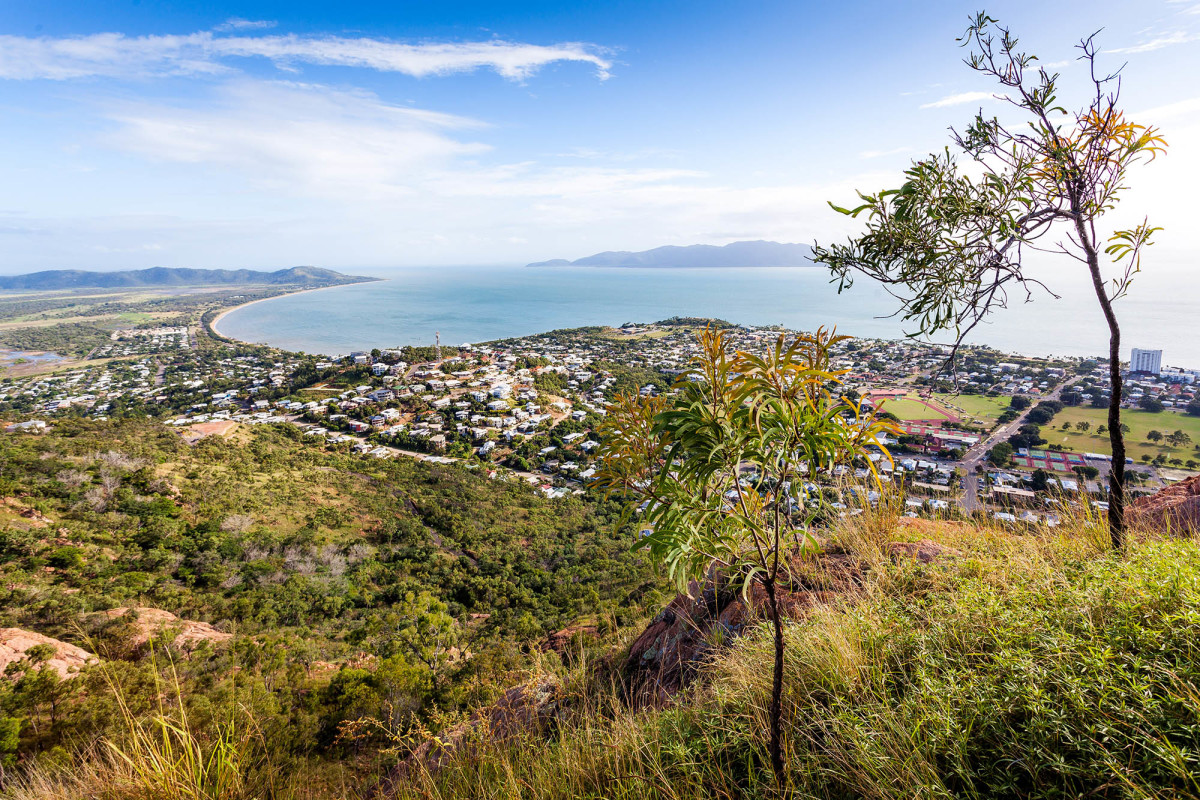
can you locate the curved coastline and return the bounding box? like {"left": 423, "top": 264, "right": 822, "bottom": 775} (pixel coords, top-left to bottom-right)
{"left": 209, "top": 280, "right": 385, "bottom": 344}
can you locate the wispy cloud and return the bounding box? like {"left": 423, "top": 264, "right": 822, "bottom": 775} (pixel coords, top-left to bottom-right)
{"left": 0, "top": 31, "right": 613, "bottom": 81}
{"left": 101, "top": 79, "right": 707, "bottom": 205}
{"left": 1110, "top": 31, "right": 1199, "bottom": 53}
{"left": 215, "top": 18, "right": 278, "bottom": 32}
{"left": 1134, "top": 95, "right": 1200, "bottom": 122}
{"left": 104, "top": 81, "right": 490, "bottom": 198}
{"left": 919, "top": 90, "right": 1002, "bottom": 109}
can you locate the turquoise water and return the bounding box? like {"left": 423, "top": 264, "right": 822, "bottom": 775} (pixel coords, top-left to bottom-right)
{"left": 215, "top": 266, "right": 1199, "bottom": 366}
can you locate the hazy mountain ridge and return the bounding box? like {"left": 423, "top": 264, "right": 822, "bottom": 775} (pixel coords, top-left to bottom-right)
{"left": 0, "top": 266, "right": 377, "bottom": 291}
{"left": 527, "top": 240, "right": 815, "bottom": 268}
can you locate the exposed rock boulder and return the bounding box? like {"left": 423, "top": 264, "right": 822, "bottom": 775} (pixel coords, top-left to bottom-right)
{"left": 541, "top": 624, "right": 599, "bottom": 656}
{"left": 622, "top": 552, "right": 864, "bottom": 707}
{"left": 0, "top": 628, "right": 97, "bottom": 679}
{"left": 102, "top": 607, "right": 233, "bottom": 650}
{"left": 622, "top": 540, "right": 960, "bottom": 706}
{"left": 1128, "top": 475, "right": 1200, "bottom": 535}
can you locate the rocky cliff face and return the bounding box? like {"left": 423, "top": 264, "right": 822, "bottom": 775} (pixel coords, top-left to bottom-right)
{"left": 1128, "top": 475, "right": 1200, "bottom": 534}
{"left": 622, "top": 552, "right": 862, "bottom": 706}
{"left": 621, "top": 537, "right": 960, "bottom": 707}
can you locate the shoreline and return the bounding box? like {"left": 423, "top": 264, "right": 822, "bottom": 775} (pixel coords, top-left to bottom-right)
{"left": 209, "top": 280, "right": 383, "bottom": 344}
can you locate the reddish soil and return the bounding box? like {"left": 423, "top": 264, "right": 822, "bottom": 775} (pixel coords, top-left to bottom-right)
{"left": 179, "top": 420, "right": 239, "bottom": 444}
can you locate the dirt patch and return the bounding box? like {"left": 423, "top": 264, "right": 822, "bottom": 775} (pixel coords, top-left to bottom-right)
{"left": 0, "top": 628, "right": 97, "bottom": 679}
{"left": 179, "top": 420, "right": 239, "bottom": 445}
{"left": 887, "top": 538, "right": 962, "bottom": 563}
{"left": 542, "top": 624, "right": 599, "bottom": 655}
{"left": 0, "top": 497, "right": 53, "bottom": 528}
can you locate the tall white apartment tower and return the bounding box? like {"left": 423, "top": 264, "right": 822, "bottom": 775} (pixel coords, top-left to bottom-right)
{"left": 1130, "top": 348, "right": 1162, "bottom": 375}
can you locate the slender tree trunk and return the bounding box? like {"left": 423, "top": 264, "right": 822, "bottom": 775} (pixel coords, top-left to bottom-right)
{"left": 1081, "top": 235, "right": 1126, "bottom": 549}
{"left": 1104, "top": 320, "right": 1126, "bottom": 548}
{"left": 764, "top": 577, "right": 785, "bottom": 788}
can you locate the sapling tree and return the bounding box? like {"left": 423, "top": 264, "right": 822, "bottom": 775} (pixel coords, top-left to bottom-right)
{"left": 594, "top": 327, "right": 893, "bottom": 786}
{"left": 812, "top": 13, "right": 1166, "bottom": 548}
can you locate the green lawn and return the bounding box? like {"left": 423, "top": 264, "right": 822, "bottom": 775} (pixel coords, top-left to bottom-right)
{"left": 1049, "top": 407, "right": 1200, "bottom": 466}
{"left": 934, "top": 393, "right": 1011, "bottom": 427}
{"left": 116, "top": 311, "right": 155, "bottom": 325}
{"left": 878, "top": 396, "right": 952, "bottom": 422}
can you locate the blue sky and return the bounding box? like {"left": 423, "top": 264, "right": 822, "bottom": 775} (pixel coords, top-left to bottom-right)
{"left": 0, "top": 0, "right": 1198, "bottom": 274}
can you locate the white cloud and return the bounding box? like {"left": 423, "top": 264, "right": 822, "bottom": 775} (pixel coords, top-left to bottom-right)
{"left": 1110, "top": 31, "right": 1199, "bottom": 53}
{"left": 104, "top": 81, "right": 490, "bottom": 198}
{"left": 1134, "top": 96, "right": 1200, "bottom": 123}
{"left": 215, "top": 18, "right": 277, "bottom": 32}
{"left": 0, "top": 31, "right": 612, "bottom": 81}
{"left": 5, "top": 72, "right": 890, "bottom": 268}
{"left": 919, "top": 91, "right": 1002, "bottom": 109}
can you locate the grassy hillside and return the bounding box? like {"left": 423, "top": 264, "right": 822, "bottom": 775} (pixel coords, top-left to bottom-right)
{"left": 399, "top": 517, "right": 1200, "bottom": 800}
{"left": 8, "top": 461, "right": 1200, "bottom": 799}
{"left": 5, "top": 420, "right": 1200, "bottom": 799}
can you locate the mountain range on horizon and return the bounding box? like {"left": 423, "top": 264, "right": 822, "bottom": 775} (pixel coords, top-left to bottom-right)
{"left": 0, "top": 266, "right": 377, "bottom": 291}
{"left": 527, "top": 240, "right": 815, "bottom": 268}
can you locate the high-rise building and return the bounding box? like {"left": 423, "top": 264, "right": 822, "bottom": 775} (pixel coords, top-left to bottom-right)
{"left": 1130, "top": 348, "right": 1162, "bottom": 375}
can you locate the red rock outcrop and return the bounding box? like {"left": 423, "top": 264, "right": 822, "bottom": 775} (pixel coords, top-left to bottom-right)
{"left": 622, "top": 552, "right": 864, "bottom": 707}
{"left": 622, "top": 540, "right": 959, "bottom": 706}
{"left": 0, "top": 628, "right": 98, "bottom": 678}
{"left": 1128, "top": 475, "right": 1200, "bottom": 534}
{"left": 102, "top": 607, "right": 233, "bottom": 650}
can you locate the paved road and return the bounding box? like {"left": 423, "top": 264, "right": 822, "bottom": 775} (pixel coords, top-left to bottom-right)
{"left": 960, "top": 382, "right": 1067, "bottom": 513}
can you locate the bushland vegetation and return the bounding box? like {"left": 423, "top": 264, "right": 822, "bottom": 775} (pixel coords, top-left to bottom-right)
{"left": 0, "top": 419, "right": 661, "bottom": 792}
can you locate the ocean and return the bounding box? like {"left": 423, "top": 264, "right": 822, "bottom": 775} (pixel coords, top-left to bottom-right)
{"left": 213, "top": 266, "right": 1199, "bottom": 367}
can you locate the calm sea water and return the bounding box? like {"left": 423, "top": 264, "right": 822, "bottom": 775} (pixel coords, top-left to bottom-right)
{"left": 215, "top": 266, "right": 1199, "bottom": 367}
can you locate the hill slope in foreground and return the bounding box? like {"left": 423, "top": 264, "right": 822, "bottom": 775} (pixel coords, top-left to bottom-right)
{"left": 3, "top": 418, "right": 1200, "bottom": 799}
{"left": 528, "top": 239, "right": 815, "bottom": 268}
{"left": 0, "top": 265, "right": 376, "bottom": 291}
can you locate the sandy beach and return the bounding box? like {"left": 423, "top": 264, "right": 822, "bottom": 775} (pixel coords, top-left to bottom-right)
{"left": 209, "top": 280, "right": 382, "bottom": 342}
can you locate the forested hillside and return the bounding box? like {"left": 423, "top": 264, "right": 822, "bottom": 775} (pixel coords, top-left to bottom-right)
{"left": 0, "top": 420, "right": 658, "bottom": 788}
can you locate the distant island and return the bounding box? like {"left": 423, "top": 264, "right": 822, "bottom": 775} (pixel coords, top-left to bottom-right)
{"left": 0, "top": 266, "right": 378, "bottom": 291}
{"left": 527, "top": 240, "right": 815, "bottom": 268}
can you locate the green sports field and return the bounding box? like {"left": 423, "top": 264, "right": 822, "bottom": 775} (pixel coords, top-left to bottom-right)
{"left": 1048, "top": 407, "right": 1200, "bottom": 467}
{"left": 877, "top": 396, "right": 952, "bottom": 422}
{"left": 933, "top": 393, "right": 1011, "bottom": 427}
